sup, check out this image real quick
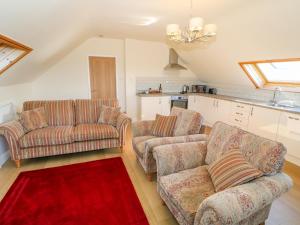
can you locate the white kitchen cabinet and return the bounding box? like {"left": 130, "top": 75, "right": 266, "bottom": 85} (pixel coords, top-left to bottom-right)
{"left": 188, "top": 96, "right": 198, "bottom": 111}
{"left": 215, "top": 99, "right": 231, "bottom": 124}
{"left": 248, "top": 106, "right": 281, "bottom": 140}
{"left": 277, "top": 112, "right": 300, "bottom": 165}
{"left": 188, "top": 95, "right": 231, "bottom": 126}
{"left": 138, "top": 96, "right": 171, "bottom": 120}
{"left": 229, "top": 102, "right": 251, "bottom": 129}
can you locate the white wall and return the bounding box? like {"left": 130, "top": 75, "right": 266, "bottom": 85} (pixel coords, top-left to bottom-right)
{"left": 0, "top": 83, "right": 32, "bottom": 167}
{"left": 125, "top": 39, "right": 198, "bottom": 121}
{"left": 32, "top": 37, "right": 126, "bottom": 111}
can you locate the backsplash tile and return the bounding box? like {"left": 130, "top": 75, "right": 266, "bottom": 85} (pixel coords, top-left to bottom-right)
{"left": 136, "top": 77, "right": 203, "bottom": 93}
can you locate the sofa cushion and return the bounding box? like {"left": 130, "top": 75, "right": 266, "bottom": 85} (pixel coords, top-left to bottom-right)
{"left": 160, "top": 166, "right": 215, "bottom": 225}
{"left": 23, "top": 100, "right": 75, "bottom": 126}
{"left": 75, "top": 99, "right": 119, "bottom": 124}
{"left": 208, "top": 149, "right": 263, "bottom": 192}
{"left": 170, "top": 107, "right": 202, "bottom": 136}
{"left": 98, "top": 105, "right": 121, "bottom": 127}
{"left": 74, "top": 124, "right": 119, "bottom": 142}
{"left": 20, "top": 126, "right": 74, "bottom": 148}
{"left": 19, "top": 107, "right": 48, "bottom": 133}
{"left": 132, "top": 136, "right": 156, "bottom": 159}
{"left": 151, "top": 114, "right": 177, "bottom": 137}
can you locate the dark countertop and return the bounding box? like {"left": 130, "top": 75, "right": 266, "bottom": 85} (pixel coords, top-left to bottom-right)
{"left": 137, "top": 92, "right": 300, "bottom": 115}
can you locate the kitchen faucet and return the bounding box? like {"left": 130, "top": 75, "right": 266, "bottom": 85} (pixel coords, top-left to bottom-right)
{"left": 271, "top": 87, "right": 281, "bottom": 106}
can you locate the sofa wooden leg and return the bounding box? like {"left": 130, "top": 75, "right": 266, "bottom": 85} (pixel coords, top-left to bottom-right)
{"left": 161, "top": 198, "right": 166, "bottom": 205}
{"left": 15, "top": 160, "right": 21, "bottom": 168}
{"left": 146, "top": 174, "right": 152, "bottom": 181}
{"left": 259, "top": 222, "right": 265, "bottom": 225}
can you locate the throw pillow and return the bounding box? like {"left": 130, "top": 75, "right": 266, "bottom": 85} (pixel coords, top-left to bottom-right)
{"left": 98, "top": 105, "right": 121, "bottom": 126}
{"left": 208, "top": 149, "right": 263, "bottom": 192}
{"left": 19, "top": 107, "right": 48, "bottom": 133}
{"left": 170, "top": 107, "right": 202, "bottom": 136}
{"left": 151, "top": 114, "right": 177, "bottom": 137}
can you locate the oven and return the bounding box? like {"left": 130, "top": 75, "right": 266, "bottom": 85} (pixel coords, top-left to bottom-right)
{"left": 171, "top": 96, "right": 188, "bottom": 109}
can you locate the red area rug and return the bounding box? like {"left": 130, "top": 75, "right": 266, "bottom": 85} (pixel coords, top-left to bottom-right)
{"left": 0, "top": 157, "right": 149, "bottom": 225}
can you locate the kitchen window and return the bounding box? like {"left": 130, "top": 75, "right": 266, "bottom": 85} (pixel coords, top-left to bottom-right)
{"left": 239, "top": 58, "right": 300, "bottom": 89}
{"left": 0, "top": 34, "right": 32, "bottom": 75}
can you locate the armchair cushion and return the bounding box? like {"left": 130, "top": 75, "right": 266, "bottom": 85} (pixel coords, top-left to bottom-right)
{"left": 74, "top": 124, "right": 119, "bottom": 142}
{"left": 208, "top": 149, "right": 263, "bottom": 192}
{"left": 19, "top": 107, "right": 48, "bottom": 133}
{"left": 132, "top": 120, "right": 154, "bottom": 137}
{"left": 170, "top": 107, "right": 202, "bottom": 136}
{"left": 20, "top": 126, "right": 74, "bottom": 148}
{"left": 132, "top": 136, "right": 156, "bottom": 158}
{"left": 159, "top": 166, "right": 215, "bottom": 225}
{"left": 151, "top": 114, "right": 177, "bottom": 137}
{"left": 98, "top": 105, "right": 121, "bottom": 127}
{"left": 194, "top": 173, "right": 293, "bottom": 225}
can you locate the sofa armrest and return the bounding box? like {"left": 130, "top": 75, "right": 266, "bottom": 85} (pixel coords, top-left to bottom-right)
{"left": 0, "top": 120, "right": 25, "bottom": 160}
{"left": 132, "top": 120, "right": 154, "bottom": 137}
{"left": 116, "top": 113, "right": 131, "bottom": 146}
{"left": 153, "top": 141, "right": 207, "bottom": 177}
{"left": 194, "top": 173, "right": 293, "bottom": 225}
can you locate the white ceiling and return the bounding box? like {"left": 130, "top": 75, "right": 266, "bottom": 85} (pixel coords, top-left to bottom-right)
{"left": 1, "top": 0, "right": 300, "bottom": 88}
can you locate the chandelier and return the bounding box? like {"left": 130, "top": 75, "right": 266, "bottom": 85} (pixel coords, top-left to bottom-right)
{"left": 166, "top": 0, "right": 217, "bottom": 44}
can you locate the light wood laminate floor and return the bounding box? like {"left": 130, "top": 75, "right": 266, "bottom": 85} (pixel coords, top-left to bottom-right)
{"left": 0, "top": 128, "right": 299, "bottom": 225}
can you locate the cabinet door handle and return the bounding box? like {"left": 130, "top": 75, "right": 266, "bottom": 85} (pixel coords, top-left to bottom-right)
{"left": 236, "top": 112, "right": 243, "bottom": 116}
{"left": 237, "top": 105, "right": 244, "bottom": 108}
{"left": 250, "top": 107, "right": 254, "bottom": 116}
{"left": 235, "top": 118, "right": 241, "bottom": 122}
{"left": 288, "top": 116, "right": 299, "bottom": 121}
{"left": 216, "top": 100, "right": 219, "bottom": 108}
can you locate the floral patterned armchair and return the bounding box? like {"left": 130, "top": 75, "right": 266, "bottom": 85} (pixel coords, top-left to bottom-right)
{"left": 153, "top": 121, "right": 293, "bottom": 225}
{"left": 132, "top": 107, "right": 207, "bottom": 180}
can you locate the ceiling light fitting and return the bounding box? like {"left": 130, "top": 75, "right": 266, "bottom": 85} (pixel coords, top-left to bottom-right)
{"left": 166, "top": 0, "right": 217, "bottom": 44}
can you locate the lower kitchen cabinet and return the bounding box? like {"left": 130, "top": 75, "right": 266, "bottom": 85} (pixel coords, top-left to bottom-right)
{"left": 138, "top": 96, "right": 171, "bottom": 120}
{"left": 247, "top": 106, "right": 281, "bottom": 140}
{"left": 277, "top": 112, "right": 300, "bottom": 165}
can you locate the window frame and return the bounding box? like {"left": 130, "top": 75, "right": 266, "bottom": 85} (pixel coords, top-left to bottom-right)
{"left": 239, "top": 58, "right": 300, "bottom": 89}
{"left": 0, "top": 34, "right": 32, "bottom": 75}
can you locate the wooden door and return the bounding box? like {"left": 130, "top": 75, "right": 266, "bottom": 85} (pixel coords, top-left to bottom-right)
{"left": 89, "top": 56, "right": 116, "bottom": 99}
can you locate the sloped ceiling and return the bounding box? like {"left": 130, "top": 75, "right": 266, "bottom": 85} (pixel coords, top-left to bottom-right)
{"left": 1, "top": 0, "right": 299, "bottom": 87}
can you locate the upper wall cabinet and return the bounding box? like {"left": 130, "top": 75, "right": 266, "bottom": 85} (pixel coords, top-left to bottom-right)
{"left": 247, "top": 106, "right": 281, "bottom": 140}
{"left": 0, "top": 34, "right": 32, "bottom": 75}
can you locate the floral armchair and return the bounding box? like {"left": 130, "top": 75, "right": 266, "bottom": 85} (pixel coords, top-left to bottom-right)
{"left": 153, "top": 121, "right": 293, "bottom": 225}
{"left": 132, "top": 107, "right": 207, "bottom": 180}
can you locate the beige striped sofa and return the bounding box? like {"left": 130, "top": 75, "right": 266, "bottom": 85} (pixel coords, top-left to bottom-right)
{"left": 0, "top": 99, "right": 131, "bottom": 167}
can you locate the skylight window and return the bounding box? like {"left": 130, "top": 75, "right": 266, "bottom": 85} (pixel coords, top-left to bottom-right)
{"left": 239, "top": 59, "right": 300, "bottom": 88}
{"left": 0, "top": 34, "right": 32, "bottom": 75}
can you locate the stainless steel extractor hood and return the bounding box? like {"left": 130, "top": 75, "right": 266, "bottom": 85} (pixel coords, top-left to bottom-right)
{"left": 164, "top": 48, "right": 187, "bottom": 70}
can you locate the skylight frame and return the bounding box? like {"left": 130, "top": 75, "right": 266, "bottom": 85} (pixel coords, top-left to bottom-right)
{"left": 0, "top": 34, "right": 32, "bottom": 75}
{"left": 239, "top": 58, "right": 300, "bottom": 89}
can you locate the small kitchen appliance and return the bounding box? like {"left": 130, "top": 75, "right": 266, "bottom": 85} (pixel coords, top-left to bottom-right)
{"left": 191, "top": 85, "right": 207, "bottom": 93}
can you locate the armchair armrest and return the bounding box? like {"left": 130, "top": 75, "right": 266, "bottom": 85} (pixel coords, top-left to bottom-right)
{"left": 0, "top": 120, "right": 25, "bottom": 160}
{"left": 153, "top": 141, "right": 207, "bottom": 177}
{"left": 132, "top": 120, "right": 154, "bottom": 137}
{"left": 116, "top": 113, "right": 131, "bottom": 146}
{"left": 194, "top": 173, "right": 293, "bottom": 225}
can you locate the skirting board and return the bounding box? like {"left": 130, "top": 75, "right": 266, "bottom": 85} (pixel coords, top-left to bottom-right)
{"left": 285, "top": 154, "right": 300, "bottom": 167}
{"left": 0, "top": 150, "right": 9, "bottom": 168}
